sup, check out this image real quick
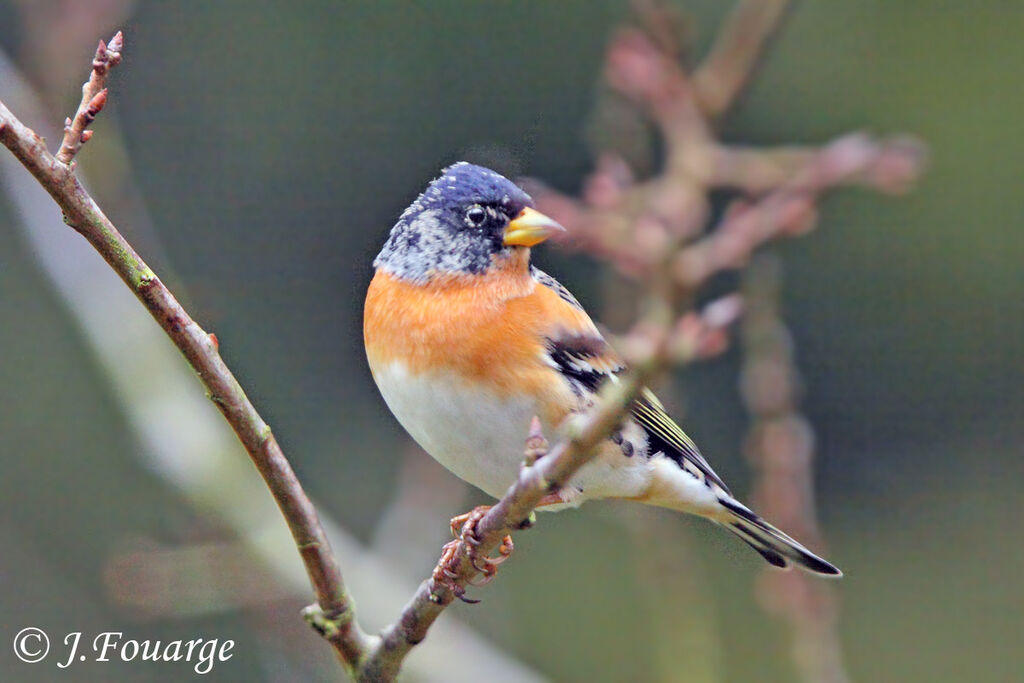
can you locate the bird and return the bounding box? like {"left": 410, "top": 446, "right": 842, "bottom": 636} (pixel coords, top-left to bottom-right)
{"left": 364, "top": 162, "right": 840, "bottom": 577}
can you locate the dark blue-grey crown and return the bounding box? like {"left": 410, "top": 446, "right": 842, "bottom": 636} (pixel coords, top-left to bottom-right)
{"left": 402, "top": 162, "right": 531, "bottom": 220}
{"left": 374, "top": 163, "right": 535, "bottom": 281}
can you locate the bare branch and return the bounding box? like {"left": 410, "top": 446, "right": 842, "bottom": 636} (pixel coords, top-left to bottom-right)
{"left": 0, "top": 45, "right": 374, "bottom": 674}
{"left": 606, "top": 26, "right": 712, "bottom": 168}
{"left": 692, "top": 0, "right": 792, "bottom": 117}
{"left": 55, "top": 31, "right": 122, "bottom": 164}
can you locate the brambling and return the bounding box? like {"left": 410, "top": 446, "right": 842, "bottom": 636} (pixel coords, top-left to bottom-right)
{"left": 364, "top": 163, "right": 840, "bottom": 576}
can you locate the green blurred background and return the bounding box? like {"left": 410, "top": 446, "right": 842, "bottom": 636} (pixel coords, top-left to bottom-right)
{"left": 1, "top": 1, "right": 1021, "bottom": 681}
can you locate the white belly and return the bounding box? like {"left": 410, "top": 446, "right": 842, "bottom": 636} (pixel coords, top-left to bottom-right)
{"left": 371, "top": 361, "right": 541, "bottom": 498}
{"left": 370, "top": 359, "right": 661, "bottom": 507}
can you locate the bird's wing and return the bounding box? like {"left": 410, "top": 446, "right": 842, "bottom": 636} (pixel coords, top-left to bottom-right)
{"left": 631, "top": 388, "right": 730, "bottom": 493}
{"left": 531, "top": 267, "right": 731, "bottom": 494}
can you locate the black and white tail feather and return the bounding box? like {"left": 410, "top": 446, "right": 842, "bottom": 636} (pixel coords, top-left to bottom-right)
{"left": 633, "top": 386, "right": 842, "bottom": 576}
{"left": 717, "top": 496, "right": 841, "bottom": 576}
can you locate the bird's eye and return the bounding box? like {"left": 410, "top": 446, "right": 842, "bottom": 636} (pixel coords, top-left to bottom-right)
{"left": 465, "top": 205, "right": 487, "bottom": 227}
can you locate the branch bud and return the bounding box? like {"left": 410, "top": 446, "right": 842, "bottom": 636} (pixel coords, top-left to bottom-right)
{"left": 523, "top": 416, "right": 548, "bottom": 465}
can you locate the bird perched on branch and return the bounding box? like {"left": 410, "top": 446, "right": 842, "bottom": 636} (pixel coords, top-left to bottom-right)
{"left": 364, "top": 162, "right": 840, "bottom": 577}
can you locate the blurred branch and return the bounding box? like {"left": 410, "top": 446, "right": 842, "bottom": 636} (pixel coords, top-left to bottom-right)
{"left": 104, "top": 541, "right": 294, "bottom": 617}
{"left": 624, "top": 510, "right": 722, "bottom": 683}
{"left": 673, "top": 132, "right": 927, "bottom": 288}
{"left": 740, "top": 255, "right": 850, "bottom": 683}
{"left": 531, "top": 18, "right": 925, "bottom": 280}
{"left": 0, "top": 34, "right": 373, "bottom": 674}
{"left": 515, "top": 2, "right": 922, "bottom": 680}
{"left": 709, "top": 136, "right": 926, "bottom": 194}
{"left": 691, "top": 0, "right": 791, "bottom": 117}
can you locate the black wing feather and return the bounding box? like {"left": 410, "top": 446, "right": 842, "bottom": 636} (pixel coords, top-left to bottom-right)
{"left": 533, "top": 271, "right": 729, "bottom": 494}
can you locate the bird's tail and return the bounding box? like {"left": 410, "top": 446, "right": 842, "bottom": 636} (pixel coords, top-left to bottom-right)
{"left": 716, "top": 496, "right": 841, "bottom": 577}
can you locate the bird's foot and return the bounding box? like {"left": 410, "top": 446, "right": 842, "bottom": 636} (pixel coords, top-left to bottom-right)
{"left": 443, "top": 506, "right": 515, "bottom": 588}
{"left": 432, "top": 539, "right": 479, "bottom": 603}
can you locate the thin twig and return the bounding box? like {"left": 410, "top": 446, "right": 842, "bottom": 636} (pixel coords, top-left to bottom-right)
{"left": 54, "top": 30, "right": 122, "bottom": 164}
{"left": 0, "top": 65, "right": 373, "bottom": 677}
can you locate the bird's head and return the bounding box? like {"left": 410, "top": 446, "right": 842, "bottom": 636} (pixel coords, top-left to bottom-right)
{"left": 374, "top": 162, "right": 564, "bottom": 282}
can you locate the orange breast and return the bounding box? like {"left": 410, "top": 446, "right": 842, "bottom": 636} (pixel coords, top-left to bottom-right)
{"left": 364, "top": 259, "right": 595, "bottom": 424}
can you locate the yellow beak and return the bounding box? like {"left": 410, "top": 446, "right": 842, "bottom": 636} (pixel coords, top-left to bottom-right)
{"left": 503, "top": 207, "right": 566, "bottom": 247}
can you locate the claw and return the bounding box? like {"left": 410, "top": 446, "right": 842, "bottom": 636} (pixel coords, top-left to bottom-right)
{"left": 470, "top": 555, "right": 491, "bottom": 574}
{"left": 468, "top": 572, "right": 497, "bottom": 587}
{"left": 468, "top": 531, "right": 514, "bottom": 578}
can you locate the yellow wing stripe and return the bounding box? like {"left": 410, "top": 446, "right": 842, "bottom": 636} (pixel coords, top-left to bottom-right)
{"left": 631, "top": 389, "right": 731, "bottom": 493}
{"left": 635, "top": 389, "right": 700, "bottom": 452}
